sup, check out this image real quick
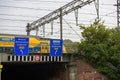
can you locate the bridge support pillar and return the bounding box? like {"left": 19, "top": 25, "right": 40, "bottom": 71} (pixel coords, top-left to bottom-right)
{"left": 66, "top": 62, "right": 78, "bottom": 80}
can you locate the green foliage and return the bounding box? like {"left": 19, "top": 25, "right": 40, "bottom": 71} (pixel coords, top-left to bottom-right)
{"left": 63, "top": 39, "right": 79, "bottom": 53}
{"left": 78, "top": 19, "right": 120, "bottom": 80}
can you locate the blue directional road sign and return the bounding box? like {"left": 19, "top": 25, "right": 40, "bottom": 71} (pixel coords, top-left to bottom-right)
{"left": 50, "top": 39, "right": 63, "bottom": 56}
{"left": 14, "top": 37, "right": 29, "bottom": 56}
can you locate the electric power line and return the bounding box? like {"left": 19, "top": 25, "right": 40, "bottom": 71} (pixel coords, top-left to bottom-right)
{"left": 1, "top": 0, "right": 115, "bottom": 6}
{"left": 100, "top": 4, "right": 115, "bottom": 6}
{"left": 0, "top": 18, "right": 33, "bottom": 22}
{"left": 0, "top": 11, "right": 116, "bottom": 19}
{"left": 0, "top": 5, "right": 52, "bottom": 11}
{"left": 0, "top": 13, "right": 40, "bottom": 18}
{"left": 0, "top": 17, "right": 116, "bottom": 26}
{"left": 1, "top": 0, "right": 69, "bottom": 3}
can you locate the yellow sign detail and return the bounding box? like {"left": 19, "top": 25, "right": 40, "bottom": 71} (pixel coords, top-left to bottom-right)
{"left": 29, "top": 37, "right": 40, "bottom": 48}
{"left": 0, "top": 42, "right": 14, "bottom": 47}
{"left": 0, "top": 64, "right": 3, "bottom": 69}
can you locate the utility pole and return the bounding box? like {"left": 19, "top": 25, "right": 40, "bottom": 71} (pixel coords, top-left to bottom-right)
{"left": 60, "top": 8, "right": 63, "bottom": 40}
{"left": 43, "top": 25, "right": 45, "bottom": 37}
{"left": 51, "top": 21, "right": 53, "bottom": 35}
{"left": 117, "top": 0, "right": 120, "bottom": 27}
{"left": 36, "top": 27, "right": 39, "bottom": 36}
{"left": 26, "top": 23, "right": 30, "bottom": 36}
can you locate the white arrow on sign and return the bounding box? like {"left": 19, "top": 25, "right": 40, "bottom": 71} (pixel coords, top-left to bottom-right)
{"left": 55, "top": 50, "right": 57, "bottom": 54}
{"left": 20, "top": 49, "right": 23, "bottom": 54}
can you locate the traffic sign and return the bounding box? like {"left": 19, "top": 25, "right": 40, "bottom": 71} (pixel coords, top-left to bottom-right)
{"left": 34, "top": 55, "right": 40, "bottom": 61}
{"left": 50, "top": 39, "right": 63, "bottom": 56}
{"left": 14, "top": 37, "right": 29, "bottom": 56}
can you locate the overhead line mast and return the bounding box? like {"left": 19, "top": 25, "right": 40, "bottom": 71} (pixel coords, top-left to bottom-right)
{"left": 26, "top": 0, "right": 95, "bottom": 38}
{"left": 117, "top": 0, "right": 120, "bottom": 27}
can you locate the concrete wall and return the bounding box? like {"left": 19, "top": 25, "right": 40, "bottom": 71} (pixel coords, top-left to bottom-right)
{"left": 0, "top": 53, "right": 11, "bottom": 62}
{"left": 67, "top": 62, "right": 78, "bottom": 80}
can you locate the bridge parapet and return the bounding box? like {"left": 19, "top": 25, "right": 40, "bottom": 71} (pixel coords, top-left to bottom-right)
{"left": 0, "top": 53, "right": 73, "bottom": 62}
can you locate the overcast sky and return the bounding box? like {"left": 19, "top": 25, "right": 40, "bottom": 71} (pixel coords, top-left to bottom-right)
{"left": 0, "top": 0, "right": 116, "bottom": 41}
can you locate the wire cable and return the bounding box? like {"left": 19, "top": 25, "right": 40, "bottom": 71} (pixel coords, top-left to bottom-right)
{"left": 0, "top": 5, "right": 52, "bottom": 11}
{"left": 0, "top": 13, "right": 40, "bottom": 18}
{"left": 0, "top": 18, "right": 33, "bottom": 22}
{"left": 63, "top": 18, "right": 81, "bottom": 39}
{"left": 0, "top": 12, "right": 116, "bottom": 18}
{"left": 1, "top": 0, "right": 69, "bottom": 3}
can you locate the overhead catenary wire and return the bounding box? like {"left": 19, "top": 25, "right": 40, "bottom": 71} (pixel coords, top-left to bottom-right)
{"left": 0, "top": 0, "right": 117, "bottom": 41}
{"left": 0, "top": 5, "right": 96, "bottom": 12}
{"left": 1, "top": 0, "right": 115, "bottom": 6}
{"left": 0, "top": 12, "right": 117, "bottom": 18}
{"left": 0, "top": 4, "right": 116, "bottom": 15}
{"left": 0, "top": 18, "right": 34, "bottom": 22}
{"left": 63, "top": 19, "right": 81, "bottom": 39}
{"left": 0, "top": 29, "right": 81, "bottom": 38}
{"left": 0, "top": 13, "right": 40, "bottom": 18}
{"left": 1, "top": 0, "right": 69, "bottom": 3}
{"left": 0, "top": 5, "right": 52, "bottom": 11}
{"left": 0, "top": 18, "right": 116, "bottom": 27}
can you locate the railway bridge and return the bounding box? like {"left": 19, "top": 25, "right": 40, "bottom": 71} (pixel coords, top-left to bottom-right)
{"left": 0, "top": 34, "right": 78, "bottom": 80}
{"left": 0, "top": 53, "right": 78, "bottom": 80}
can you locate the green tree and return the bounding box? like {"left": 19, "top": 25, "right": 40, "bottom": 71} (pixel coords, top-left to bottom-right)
{"left": 78, "top": 20, "right": 120, "bottom": 80}
{"left": 64, "top": 39, "right": 79, "bottom": 53}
